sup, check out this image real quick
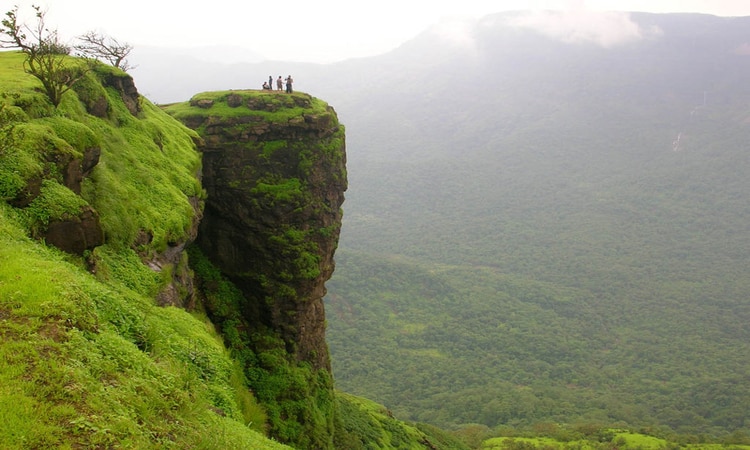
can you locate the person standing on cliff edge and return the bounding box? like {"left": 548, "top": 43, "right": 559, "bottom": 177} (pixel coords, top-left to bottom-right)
{"left": 277, "top": 75, "right": 283, "bottom": 91}
{"left": 285, "top": 75, "right": 293, "bottom": 93}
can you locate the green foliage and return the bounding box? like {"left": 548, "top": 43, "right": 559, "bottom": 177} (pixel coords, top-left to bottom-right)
{"left": 334, "top": 392, "right": 470, "bottom": 450}
{"left": 267, "top": 227, "right": 322, "bottom": 280}
{"left": 23, "top": 178, "right": 88, "bottom": 228}
{"left": 0, "top": 51, "right": 55, "bottom": 117}
{"left": 38, "top": 114, "right": 99, "bottom": 152}
{"left": 189, "top": 247, "right": 336, "bottom": 449}
{"left": 67, "top": 63, "right": 110, "bottom": 114}
{"left": 0, "top": 203, "right": 290, "bottom": 449}
{"left": 0, "top": 122, "right": 43, "bottom": 200}
{"left": 0, "top": 51, "right": 202, "bottom": 254}
{"left": 262, "top": 139, "right": 288, "bottom": 158}
{"left": 81, "top": 94, "right": 203, "bottom": 251}
{"left": 251, "top": 177, "right": 305, "bottom": 205}
{"left": 480, "top": 427, "right": 750, "bottom": 450}
{"left": 326, "top": 249, "right": 750, "bottom": 438}
{"left": 0, "top": 114, "right": 95, "bottom": 201}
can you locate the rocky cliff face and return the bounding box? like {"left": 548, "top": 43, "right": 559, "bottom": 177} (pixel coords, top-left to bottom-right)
{"left": 175, "top": 91, "right": 346, "bottom": 371}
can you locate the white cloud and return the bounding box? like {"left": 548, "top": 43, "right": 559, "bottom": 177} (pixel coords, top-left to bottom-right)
{"left": 507, "top": 10, "right": 661, "bottom": 47}
{"left": 429, "top": 17, "right": 479, "bottom": 49}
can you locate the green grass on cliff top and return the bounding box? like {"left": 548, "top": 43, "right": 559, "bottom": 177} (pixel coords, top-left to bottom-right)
{"left": 162, "top": 89, "right": 333, "bottom": 123}
{"left": 0, "top": 51, "right": 291, "bottom": 449}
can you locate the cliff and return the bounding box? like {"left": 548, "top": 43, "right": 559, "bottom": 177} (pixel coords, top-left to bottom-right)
{"left": 166, "top": 91, "right": 346, "bottom": 371}
{"left": 164, "top": 91, "right": 347, "bottom": 447}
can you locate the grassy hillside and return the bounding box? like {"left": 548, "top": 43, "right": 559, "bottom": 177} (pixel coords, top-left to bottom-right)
{"left": 0, "top": 205, "right": 287, "bottom": 449}
{"left": 334, "top": 392, "right": 470, "bottom": 450}
{"left": 0, "top": 50, "right": 289, "bottom": 449}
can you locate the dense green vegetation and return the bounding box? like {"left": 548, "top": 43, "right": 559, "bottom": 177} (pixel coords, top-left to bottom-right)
{"left": 334, "top": 392, "right": 471, "bottom": 450}
{"left": 323, "top": 12, "right": 750, "bottom": 446}
{"left": 188, "top": 247, "right": 336, "bottom": 449}
{"left": 327, "top": 250, "right": 750, "bottom": 438}
{"left": 482, "top": 428, "right": 750, "bottom": 450}
{"left": 0, "top": 204, "right": 290, "bottom": 449}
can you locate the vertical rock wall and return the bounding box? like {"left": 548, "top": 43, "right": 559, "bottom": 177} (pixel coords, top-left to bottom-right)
{"left": 180, "top": 91, "right": 346, "bottom": 371}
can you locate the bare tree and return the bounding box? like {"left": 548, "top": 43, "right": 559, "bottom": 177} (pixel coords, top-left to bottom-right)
{"left": 75, "top": 31, "right": 134, "bottom": 71}
{"left": 1, "top": 5, "right": 94, "bottom": 106}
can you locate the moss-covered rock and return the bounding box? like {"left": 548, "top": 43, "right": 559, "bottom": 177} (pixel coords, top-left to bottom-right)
{"left": 165, "top": 90, "right": 347, "bottom": 371}
{"left": 166, "top": 89, "right": 346, "bottom": 448}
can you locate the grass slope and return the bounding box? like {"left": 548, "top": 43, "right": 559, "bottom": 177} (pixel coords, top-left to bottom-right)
{"left": 0, "top": 205, "right": 288, "bottom": 449}
{"left": 0, "top": 51, "right": 290, "bottom": 449}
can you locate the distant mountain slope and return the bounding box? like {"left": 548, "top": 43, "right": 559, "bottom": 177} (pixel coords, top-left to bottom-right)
{"left": 321, "top": 11, "right": 750, "bottom": 437}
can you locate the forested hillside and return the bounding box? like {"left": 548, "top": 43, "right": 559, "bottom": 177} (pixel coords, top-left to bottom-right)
{"left": 320, "top": 12, "right": 750, "bottom": 440}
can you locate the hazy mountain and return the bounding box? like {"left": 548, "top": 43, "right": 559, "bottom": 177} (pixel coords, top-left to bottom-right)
{"left": 322, "top": 12, "right": 750, "bottom": 436}
{"left": 129, "top": 45, "right": 265, "bottom": 101}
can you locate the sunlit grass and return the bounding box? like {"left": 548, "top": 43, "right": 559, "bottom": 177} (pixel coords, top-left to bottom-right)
{"left": 79, "top": 88, "right": 203, "bottom": 251}
{"left": 163, "top": 89, "right": 332, "bottom": 123}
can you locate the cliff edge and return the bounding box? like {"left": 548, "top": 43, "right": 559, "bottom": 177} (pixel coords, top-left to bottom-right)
{"left": 166, "top": 90, "right": 347, "bottom": 372}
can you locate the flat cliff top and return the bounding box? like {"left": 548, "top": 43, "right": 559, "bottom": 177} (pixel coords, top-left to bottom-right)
{"left": 163, "top": 90, "right": 334, "bottom": 122}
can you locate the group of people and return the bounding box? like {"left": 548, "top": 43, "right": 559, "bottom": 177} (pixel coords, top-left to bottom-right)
{"left": 262, "top": 75, "right": 293, "bottom": 93}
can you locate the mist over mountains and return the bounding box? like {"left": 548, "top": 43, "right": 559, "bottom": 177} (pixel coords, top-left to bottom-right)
{"left": 136, "top": 11, "right": 750, "bottom": 435}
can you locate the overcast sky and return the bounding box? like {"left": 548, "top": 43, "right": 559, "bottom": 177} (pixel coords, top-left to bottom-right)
{"left": 9, "top": 0, "right": 750, "bottom": 63}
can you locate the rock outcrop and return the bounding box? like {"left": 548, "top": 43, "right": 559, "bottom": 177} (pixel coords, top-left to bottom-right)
{"left": 175, "top": 91, "right": 347, "bottom": 370}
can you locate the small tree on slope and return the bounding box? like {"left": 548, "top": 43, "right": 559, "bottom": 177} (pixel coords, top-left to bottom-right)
{"left": 1, "top": 4, "right": 94, "bottom": 106}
